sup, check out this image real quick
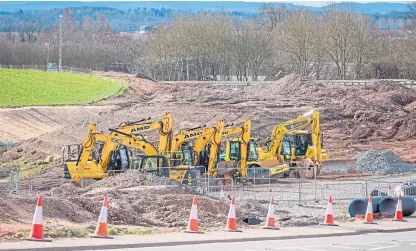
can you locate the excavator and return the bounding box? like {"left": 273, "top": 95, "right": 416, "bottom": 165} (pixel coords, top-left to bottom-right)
{"left": 214, "top": 119, "right": 289, "bottom": 180}
{"left": 64, "top": 124, "right": 203, "bottom": 185}
{"left": 257, "top": 110, "right": 327, "bottom": 178}
{"left": 64, "top": 113, "right": 173, "bottom": 179}
{"left": 64, "top": 123, "right": 160, "bottom": 181}
{"left": 169, "top": 120, "right": 225, "bottom": 173}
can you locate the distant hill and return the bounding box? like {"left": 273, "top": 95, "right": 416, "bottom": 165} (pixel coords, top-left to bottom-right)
{"left": 0, "top": 1, "right": 410, "bottom": 15}
{"left": 0, "top": 1, "right": 411, "bottom": 32}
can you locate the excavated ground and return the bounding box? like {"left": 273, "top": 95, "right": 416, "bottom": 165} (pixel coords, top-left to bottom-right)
{"left": 1, "top": 72, "right": 416, "bottom": 236}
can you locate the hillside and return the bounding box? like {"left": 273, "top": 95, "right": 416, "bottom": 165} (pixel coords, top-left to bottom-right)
{"left": 0, "top": 69, "right": 124, "bottom": 106}
{"left": 0, "top": 2, "right": 411, "bottom": 32}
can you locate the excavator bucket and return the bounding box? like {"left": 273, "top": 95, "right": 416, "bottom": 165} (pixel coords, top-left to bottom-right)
{"left": 320, "top": 158, "right": 357, "bottom": 177}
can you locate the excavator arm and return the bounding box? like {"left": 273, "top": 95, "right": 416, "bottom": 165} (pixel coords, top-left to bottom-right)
{"left": 170, "top": 120, "right": 225, "bottom": 166}
{"left": 96, "top": 112, "right": 172, "bottom": 168}
{"left": 66, "top": 127, "right": 159, "bottom": 181}
{"left": 237, "top": 119, "right": 251, "bottom": 177}
{"left": 209, "top": 119, "right": 251, "bottom": 176}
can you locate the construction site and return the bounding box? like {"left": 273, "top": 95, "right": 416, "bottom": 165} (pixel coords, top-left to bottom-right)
{"left": 1, "top": 71, "right": 416, "bottom": 241}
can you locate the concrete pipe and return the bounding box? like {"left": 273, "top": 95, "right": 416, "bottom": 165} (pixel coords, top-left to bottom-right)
{"left": 378, "top": 196, "right": 416, "bottom": 217}
{"left": 348, "top": 196, "right": 384, "bottom": 217}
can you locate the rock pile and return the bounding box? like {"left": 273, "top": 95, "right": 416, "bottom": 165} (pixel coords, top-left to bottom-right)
{"left": 356, "top": 151, "right": 412, "bottom": 175}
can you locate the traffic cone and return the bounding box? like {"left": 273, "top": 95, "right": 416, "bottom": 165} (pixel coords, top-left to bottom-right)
{"left": 320, "top": 196, "right": 338, "bottom": 226}
{"left": 184, "top": 196, "right": 204, "bottom": 233}
{"left": 90, "top": 197, "right": 113, "bottom": 238}
{"left": 219, "top": 188, "right": 225, "bottom": 201}
{"left": 24, "top": 196, "right": 51, "bottom": 242}
{"left": 393, "top": 194, "right": 407, "bottom": 222}
{"left": 364, "top": 195, "right": 376, "bottom": 224}
{"left": 222, "top": 196, "right": 242, "bottom": 232}
{"left": 388, "top": 185, "right": 392, "bottom": 197}
{"left": 263, "top": 197, "right": 279, "bottom": 230}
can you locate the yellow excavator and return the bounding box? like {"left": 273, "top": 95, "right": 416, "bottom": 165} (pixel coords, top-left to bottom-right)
{"left": 64, "top": 113, "right": 173, "bottom": 179}
{"left": 64, "top": 123, "right": 160, "bottom": 181}
{"left": 215, "top": 119, "right": 289, "bottom": 180}
{"left": 169, "top": 120, "right": 224, "bottom": 172}
{"left": 258, "top": 110, "right": 327, "bottom": 178}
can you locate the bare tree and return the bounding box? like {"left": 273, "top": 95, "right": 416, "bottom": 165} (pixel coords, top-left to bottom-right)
{"left": 17, "top": 19, "right": 43, "bottom": 43}
{"left": 323, "top": 8, "right": 355, "bottom": 79}
{"left": 259, "top": 4, "right": 286, "bottom": 30}
{"left": 278, "top": 10, "right": 320, "bottom": 76}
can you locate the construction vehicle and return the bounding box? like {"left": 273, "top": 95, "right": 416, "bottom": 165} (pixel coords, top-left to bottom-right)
{"left": 169, "top": 120, "right": 225, "bottom": 173}
{"left": 64, "top": 113, "right": 172, "bottom": 178}
{"left": 64, "top": 124, "right": 202, "bottom": 185}
{"left": 257, "top": 110, "right": 326, "bottom": 178}
{"left": 215, "top": 119, "right": 289, "bottom": 180}
{"left": 87, "top": 112, "right": 173, "bottom": 171}
{"left": 64, "top": 112, "right": 204, "bottom": 184}
{"left": 64, "top": 123, "right": 159, "bottom": 180}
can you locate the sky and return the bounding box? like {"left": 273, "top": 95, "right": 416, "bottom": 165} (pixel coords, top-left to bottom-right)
{"left": 0, "top": 0, "right": 410, "bottom": 7}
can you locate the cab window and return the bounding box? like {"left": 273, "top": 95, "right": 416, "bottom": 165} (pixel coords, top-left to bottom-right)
{"left": 247, "top": 141, "right": 258, "bottom": 161}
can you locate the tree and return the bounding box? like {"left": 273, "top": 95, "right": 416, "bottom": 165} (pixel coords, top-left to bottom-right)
{"left": 17, "top": 19, "right": 43, "bottom": 43}
{"left": 278, "top": 10, "right": 321, "bottom": 76}
{"left": 323, "top": 8, "right": 355, "bottom": 79}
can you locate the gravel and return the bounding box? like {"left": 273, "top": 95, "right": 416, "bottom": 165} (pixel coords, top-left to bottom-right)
{"left": 356, "top": 151, "right": 412, "bottom": 175}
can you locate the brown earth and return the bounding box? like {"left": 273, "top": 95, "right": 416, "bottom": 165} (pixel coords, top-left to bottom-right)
{"left": 1, "top": 72, "right": 416, "bottom": 236}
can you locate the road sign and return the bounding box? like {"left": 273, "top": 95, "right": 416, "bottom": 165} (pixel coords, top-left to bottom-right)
{"left": 48, "top": 63, "right": 57, "bottom": 72}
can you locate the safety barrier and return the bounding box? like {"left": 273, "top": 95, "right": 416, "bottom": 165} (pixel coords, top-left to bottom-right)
{"left": 0, "top": 169, "right": 20, "bottom": 193}
{"left": 8, "top": 164, "right": 416, "bottom": 205}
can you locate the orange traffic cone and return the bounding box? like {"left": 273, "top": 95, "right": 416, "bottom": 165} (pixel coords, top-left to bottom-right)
{"left": 393, "top": 194, "right": 407, "bottom": 222}
{"left": 388, "top": 184, "right": 393, "bottom": 197}
{"left": 263, "top": 197, "right": 279, "bottom": 230}
{"left": 184, "top": 196, "right": 204, "bottom": 233}
{"left": 222, "top": 196, "right": 242, "bottom": 232}
{"left": 90, "top": 197, "right": 113, "bottom": 238}
{"left": 320, "top": 196, "right": 338, "bottom": 226}
{"left": 24, "top": 196, "right": 51, "bottom": 242}
{"left": 219, "top": 188, "right": 225, "bottom": 201}
{"left": 364, "top": 195, "right": 376, "bottom": 224}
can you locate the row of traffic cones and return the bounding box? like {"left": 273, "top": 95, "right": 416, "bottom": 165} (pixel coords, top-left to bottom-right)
{"left": 321, "top": 194, "right": 407, "bottom": 225}
{"left": 24, "top": 191, "right": 408, "bottom": 241}
{"left": 184, "top": 195, "right": 278, "bottom": 233}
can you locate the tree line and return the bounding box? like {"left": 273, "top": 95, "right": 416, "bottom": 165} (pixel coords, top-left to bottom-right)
{"left": 1, "top": 4, "right": 416, "bottom": 80}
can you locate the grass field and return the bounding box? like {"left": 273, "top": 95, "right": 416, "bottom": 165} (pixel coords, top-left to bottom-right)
{"left": 0, "top": 68, "right": 125, "bottom": 106}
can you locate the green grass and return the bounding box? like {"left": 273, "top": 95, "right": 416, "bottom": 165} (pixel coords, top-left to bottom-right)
{"left": 0, "top": 68, "right": 126, "bottom": 106}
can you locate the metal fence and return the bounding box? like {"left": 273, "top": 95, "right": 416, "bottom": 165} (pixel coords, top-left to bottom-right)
{"left": 0, "top": 64, "right": 94, "bottom": 75}
{"left": 0, "top": 169, "right": 21, "bottom": 194}
{"left": 5, "top": 165, "right": 416, "bottom": 205}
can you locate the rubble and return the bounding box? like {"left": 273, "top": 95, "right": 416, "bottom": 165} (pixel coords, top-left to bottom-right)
{"left": 356, "top": 151, "right": 412, "bottom": 175}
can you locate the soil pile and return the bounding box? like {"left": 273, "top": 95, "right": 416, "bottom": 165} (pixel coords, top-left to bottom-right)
{"left": 0, "top": 171, "right": 235, "bottom": 231}
{"left": 356, "top": 151, "right": 412, "bottom": 174}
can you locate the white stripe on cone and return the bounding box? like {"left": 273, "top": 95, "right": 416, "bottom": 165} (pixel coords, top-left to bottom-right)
{"left": 366, "top": 201, "right": 372, "bottom": 213}
{"left": 98, "top": 206, "right": 108, "bottom": 223}
{"left": 326, "top": 201, "right": 333, "bottom": 215}
{"left": 267, "top": 202, "right": 274, "bottom": 218}
{"left": 220, "top": 189, "right": 225, "bottom": 201}
{"left": 33, "top": 206, "right": 43, "bottom": 224}
{"left": 396, "top": 198, "right": 403, "bottom": 212}
{"left": 189, "top": 204, "right": 198, "bottom": 219}
{"left": 228, "top": 204, "right": 236, "bottom": 218}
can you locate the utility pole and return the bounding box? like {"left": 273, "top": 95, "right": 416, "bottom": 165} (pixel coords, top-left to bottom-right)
{"left": 58, "top": 14, "right": 63, "bottom": 72}
{"left": 45, "top": 43, "right": 50, "bottom": 70}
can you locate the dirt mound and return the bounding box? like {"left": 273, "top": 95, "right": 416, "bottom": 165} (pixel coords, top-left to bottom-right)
{"left": 356, "top": 150, "right": 412, "bottom": 174}
{"left": 0, "top": 172, "right": 236, "bottom": 231}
